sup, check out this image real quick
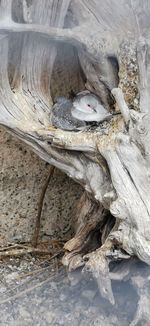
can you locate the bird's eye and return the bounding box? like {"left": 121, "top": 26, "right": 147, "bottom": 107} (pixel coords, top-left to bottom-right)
{"left": 87, "top": 104, "right": 91, "bottom": 107}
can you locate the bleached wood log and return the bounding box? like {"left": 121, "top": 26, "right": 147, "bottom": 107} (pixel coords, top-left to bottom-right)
{"left": 0, "top": 0, "right": 150, "bottom": 319}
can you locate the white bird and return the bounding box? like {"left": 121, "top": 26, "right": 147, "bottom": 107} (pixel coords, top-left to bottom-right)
{"left": 51, "top": 91, "right": 115, "bottom": 131}
{"left": 72, "top": 90, "right": 112, "bottom": 122}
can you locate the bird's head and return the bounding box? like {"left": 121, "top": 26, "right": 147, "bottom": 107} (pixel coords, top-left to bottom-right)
{"left": 73, "top": 93, "right": 107, "bottom": 115}
{"left": 80, "top": 95, "right": 98, "bottom": 113}
{"left": 72, "top": 92, "right": 111, "bottom": 122}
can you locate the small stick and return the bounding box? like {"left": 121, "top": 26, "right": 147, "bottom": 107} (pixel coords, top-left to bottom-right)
{"left": 0, "top": 244, "right": 24, "bottom": 252}
{"left": 0, "top": 247, "right": 52, "bottom": 258}
{"left": 32, "top": 166, "right": 55, "bottom": 247}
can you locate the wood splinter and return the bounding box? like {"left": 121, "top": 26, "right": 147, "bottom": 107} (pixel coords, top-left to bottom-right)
{"left": 111, "top": 88, "right": 130, "bottom": 127}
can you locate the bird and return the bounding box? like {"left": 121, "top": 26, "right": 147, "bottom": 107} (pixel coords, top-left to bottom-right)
{"left": 51, "top": 91, "right": 116, "bottom": 131}
{"left": 51, "top": 96, "right": 86, "bottom": 131}
{"left": 72, "top": 90, "right": 112, "bottom": 123}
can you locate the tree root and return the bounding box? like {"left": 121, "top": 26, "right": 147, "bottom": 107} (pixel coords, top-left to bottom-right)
{"left": 83, "top": 239, "right": 115, "bottom": 305}
{"left": 62, "top": 192, "right": 109, "bottom": 270}
{"left": 32, "top": 165, "right": 55, "bottom": 247}
{"left": 62, "top": 193, "right": 117, "bottom": 304}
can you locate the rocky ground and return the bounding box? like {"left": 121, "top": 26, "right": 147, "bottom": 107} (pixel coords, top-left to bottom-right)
{"left": 0, "top": 249, "right": 145, "bottom": 326}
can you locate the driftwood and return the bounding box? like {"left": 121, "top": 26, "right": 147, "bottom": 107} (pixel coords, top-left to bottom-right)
{"left": 0, "top": 0, "right": 150, "bottom": 323}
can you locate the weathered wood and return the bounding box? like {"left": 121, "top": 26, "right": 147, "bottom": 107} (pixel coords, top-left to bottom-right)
{"left": 0, "top": 1, "right": 150, "bottom": 321}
